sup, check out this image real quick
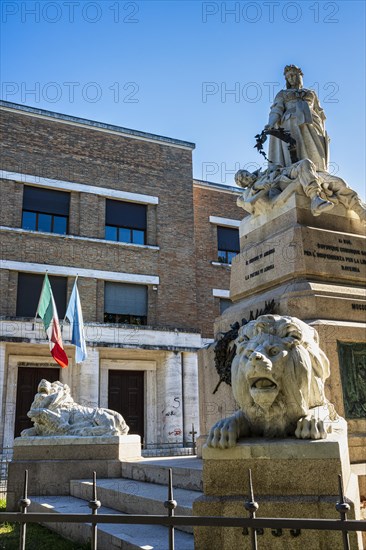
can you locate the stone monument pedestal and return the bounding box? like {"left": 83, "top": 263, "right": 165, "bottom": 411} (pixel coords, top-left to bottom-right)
{"left": 6, "top": 435, "right": 141, "bottom": 510}
{"left": 193, "top": 433, "right": 363, "bottom": 549}
{"left": 198, "top": 186, "right": 366, "bottom": 462}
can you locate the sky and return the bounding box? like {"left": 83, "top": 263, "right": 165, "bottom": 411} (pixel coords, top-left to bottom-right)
{"left": 1, "top": 0, "right": 365, "bottom": 200}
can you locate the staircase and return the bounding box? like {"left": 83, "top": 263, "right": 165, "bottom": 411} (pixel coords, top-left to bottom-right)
{"left": 29, "top": 456, "right": 203, "bottom": 550}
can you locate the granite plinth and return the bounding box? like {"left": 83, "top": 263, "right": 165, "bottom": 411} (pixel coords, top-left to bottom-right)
{"left": 194, "top": 435, "right": 363, "bottom": 549}
{"left": 7, "top": 435, "right": 141, "bottom": 511}
{"left": 231, "top": 223, "right": 366, "bottom": 302}
{"left": 194, "top": 479, "right": 362, "bottom": 550}
{"left": 238, "top": 186, "right": 364, "bottom": 245}
{"left": 202, "top": 435, "right": 351, "bottom": 496}
{"left": 13, "top": 435, "right": 141, "bottom": 460}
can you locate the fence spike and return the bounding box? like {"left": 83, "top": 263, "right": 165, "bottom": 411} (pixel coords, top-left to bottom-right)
{"left": 164, "top": 468, "right": 177, "bottom": 550}
{"left": 243, "top": 469, "right": 259, "bottom": 549}
{"left": 18, "top": 470, "right": 31, "bottom": 550}
{"left": 88, "top": 471, "right": 101, "bottom": 550}
{"left": 336, "top": 474, "right": 351, "bottom": 550}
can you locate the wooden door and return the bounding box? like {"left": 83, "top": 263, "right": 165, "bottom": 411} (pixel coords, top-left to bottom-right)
{"left": 14, "top": 367, "right": 60, "bottom": 437}
{"left": 108, "top": 370, "right": 144, "bottom": 439}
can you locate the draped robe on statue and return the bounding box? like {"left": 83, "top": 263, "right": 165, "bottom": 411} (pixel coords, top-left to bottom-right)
{"left": 267, "top": 88, "right": 329, "bottom": 172}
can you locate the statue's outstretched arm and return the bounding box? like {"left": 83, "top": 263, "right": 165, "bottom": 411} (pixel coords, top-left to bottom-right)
{"left": 266, "top": 92, "right": 285, "bottom": 128}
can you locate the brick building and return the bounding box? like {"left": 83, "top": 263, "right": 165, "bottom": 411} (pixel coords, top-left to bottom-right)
{"left": 0, "top": 100, "right": 242, "bottom": 451}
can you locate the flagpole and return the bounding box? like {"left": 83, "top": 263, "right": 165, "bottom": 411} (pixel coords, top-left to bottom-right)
{"left": 33, "top": 271, "right": 48, "bottom": 331}
{"left": 62, "top": 274, "right": 78, "bottom": 326}
{"left": 64, "top": 273, "right": 87, "bottom": 364}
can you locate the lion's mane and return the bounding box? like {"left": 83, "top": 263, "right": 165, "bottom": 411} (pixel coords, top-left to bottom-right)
{"left": 231, "top": 315, "right": 332, "bottom": 437}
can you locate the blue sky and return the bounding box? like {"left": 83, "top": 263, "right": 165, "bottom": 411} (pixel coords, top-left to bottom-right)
{"left": 1, "top": 0, "right": 365, "bottom": 199}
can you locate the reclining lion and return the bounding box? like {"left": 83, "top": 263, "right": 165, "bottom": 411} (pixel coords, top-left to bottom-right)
{"left": 21, "top": 379, "right": 129, "bottom": 437}
{"left": 207, "top": 315, "right": 346, "bottom": 448}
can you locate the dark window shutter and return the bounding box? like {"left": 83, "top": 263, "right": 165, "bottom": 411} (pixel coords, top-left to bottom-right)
{"left": 217, "top": 226, "right": 239, "bottom": 252}
{"left": 16, "top": 273, "right": 67, "bottom": 318}
{"left": 104, "top": 282, "right": 147, "bottom": 316}
{"left": 23, "top": 186, "right": 70, "bottom": 216}
{"left": 219, "top": 298, "right": 232, "bottom": 314}
{"left": 106, "top": 199, "right": 146, "bottom": 230}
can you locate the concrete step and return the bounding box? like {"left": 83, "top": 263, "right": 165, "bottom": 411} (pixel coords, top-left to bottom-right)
{"left": 30, "top": 495, "right": 194, "bottom": 550}
{"left": 120, "top": 456, "right": 203, "bottom": 492}
{"left": 349, "top": 434, "right": 366, "bottom": 463}
{"left": 70, "top": 478, "right": 201, "bottom": 534}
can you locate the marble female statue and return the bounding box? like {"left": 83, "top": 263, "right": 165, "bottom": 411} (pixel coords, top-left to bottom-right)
{"left": 265, "top": 65, "right": 329, "bottom": 171}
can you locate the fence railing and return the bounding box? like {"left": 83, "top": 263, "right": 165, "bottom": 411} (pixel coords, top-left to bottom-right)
{"left": 0, "top": 446, "right": 13, "bottom": 497}
{"left": 1, "top": 469, "right": 365, "bottom": 550}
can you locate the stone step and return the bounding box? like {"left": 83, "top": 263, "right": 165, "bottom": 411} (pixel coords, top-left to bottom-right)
{"left": 120, "top": 456, "right": 203, "bottom": 492}
{"left": 30, "top": 495, "right": 194, "bottom": 550}
{"left": 70, "top": 478, "right": 201, "bottom": 534}
{"left": 351, "top": 462, "right": 366, "bottom": 499}
{"left": 349, "top": 436, "right": 366, "bottom": 463}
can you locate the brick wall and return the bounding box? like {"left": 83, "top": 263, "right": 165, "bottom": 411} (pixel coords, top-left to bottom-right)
{"left": 1, "top": 106, "right": 244, "bottom": 336}
{"left": 193, "top": 184, "right": 243, "bottom": 337}
{"left": 0, "top": 179, "right": 23, "bottom": 227}
{"left": 0, "top": 107, "right": 198, "bottom": 331}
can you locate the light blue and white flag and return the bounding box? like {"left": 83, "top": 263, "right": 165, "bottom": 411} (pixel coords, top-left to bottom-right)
{"left": 65, "top": 278, "right": 87, "bottom": 363}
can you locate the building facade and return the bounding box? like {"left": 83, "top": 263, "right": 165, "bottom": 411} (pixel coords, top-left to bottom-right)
{"left": 0, "top": 101, "right": 242, "bottom": 451}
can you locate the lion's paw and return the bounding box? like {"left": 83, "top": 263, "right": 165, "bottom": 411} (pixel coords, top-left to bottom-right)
{"left": 295, "top": 416, "right": 327, "bottom": 440}
{"left": 206, "top": 416, "right": 239, "bottom": 449}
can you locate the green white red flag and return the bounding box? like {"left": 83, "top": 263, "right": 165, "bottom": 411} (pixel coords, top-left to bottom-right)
{"left": 36, "top": 274, "right": 68, "bottom": 368}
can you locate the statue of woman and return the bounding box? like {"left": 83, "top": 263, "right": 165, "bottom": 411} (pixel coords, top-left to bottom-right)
{"left": 265, "top": 65, "right": 329, "bottom": 171}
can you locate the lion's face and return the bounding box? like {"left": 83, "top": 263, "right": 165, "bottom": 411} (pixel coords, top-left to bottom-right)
{"left": 37, "top": 379, "right": 52, "bottom": 394}
{"left": 233, "top": 332, "right": 289, "bottom": 409}
{"left": 230, "top": 315, "right": 330, "bottom": 437}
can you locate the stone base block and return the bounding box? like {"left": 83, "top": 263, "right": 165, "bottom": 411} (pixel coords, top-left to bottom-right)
{"left": 349, "top": 435, "right": 366, "bottom": 465}
{"left": 202, "top": 435, "right": 351, "bottom": 497}
{"left": 196, "top": 435, "right": 206, "bottom": 458}
{"left": 193, "top": 480, "right": 362, "bottom": 550}
{"left": 7, "top": 435, "right": 141, "bottom": 511}
{"left": 13, "top": 435, "right": 141, "bottom": 460}
{"left": 194, "top": 435, "right": 363, "bottom": 549}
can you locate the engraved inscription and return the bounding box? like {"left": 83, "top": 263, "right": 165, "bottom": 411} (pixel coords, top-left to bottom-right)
{"left": 304, "top": 237, "right": 365, "bottom": 274}
{"left": 245, "top": 247, "right": 276, "bottom": 280}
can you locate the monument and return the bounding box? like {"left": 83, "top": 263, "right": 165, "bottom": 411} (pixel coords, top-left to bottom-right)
{"left": 7, "top": 379, "right": 141, "bottom": 510}
{"left": 195, "top": 65, "right": 365, "bottom": 549}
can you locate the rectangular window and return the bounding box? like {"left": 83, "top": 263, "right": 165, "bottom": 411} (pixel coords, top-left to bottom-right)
{"left": 105, "top": 199, "right": 146, "bottom": 245}
{"left": 16, "top": 273, "right": 67, "bottom": 318}
{"left": 104, "top": 282, "right": 147, "bottom": 325}
{"left": 22, "top": 186, "right": 70, "bottom": 235}
{"left": 219, "top": 298, "right": 232, "bottom": 314}
{"left": 217, "top": 226, "right": 239, "bottom": 264}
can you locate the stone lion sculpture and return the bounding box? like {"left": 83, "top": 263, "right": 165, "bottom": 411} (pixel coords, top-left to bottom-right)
{"left": 21, "top": 379, "right": 129, "bottom": 437}
{"left": 207, "top": 315, "right": 346, "bottom": 448}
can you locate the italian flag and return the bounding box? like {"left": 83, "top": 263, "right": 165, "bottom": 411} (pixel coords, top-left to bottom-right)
{"left": 37, "top": 274, "right": 68, "bottom": 368}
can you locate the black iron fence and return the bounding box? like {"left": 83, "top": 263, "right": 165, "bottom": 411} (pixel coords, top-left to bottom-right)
{"left": 0, "top": 446, "right": 13, "bottom": 497}
{"left": 1, "top": 469, "right": 365, "bottom": 550}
